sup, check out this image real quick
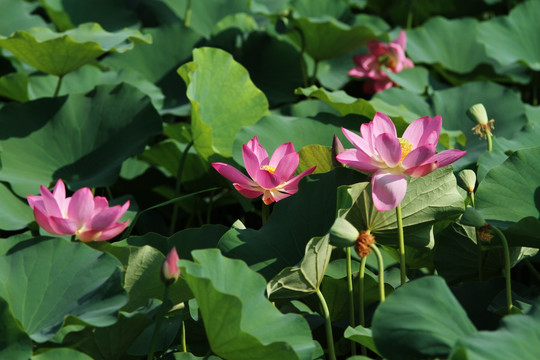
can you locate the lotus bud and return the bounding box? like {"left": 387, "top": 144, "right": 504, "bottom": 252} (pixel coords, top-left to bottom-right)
{"left": 162, "top": 247, "right": 180, "bottom": 284}
{"left": 329, "top": 218, "right": 359, "bottom": 248}
{"left": 457, "top": 169, "right": 476, "bottom": 193}
{"left": 331, "top": 135, "right": 345, "bottom": 168}
{"left": 460, "top": 206, "right": 486, "bottom": 228}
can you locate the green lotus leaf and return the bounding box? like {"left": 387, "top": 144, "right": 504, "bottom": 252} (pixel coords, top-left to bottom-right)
{"left": 478, "top": 0, "right": 540, "bottom": 70}
{"left": 267, "top": 235, "right": 332, "bottom": 299}
{"left": 0, "top": 237, "right": 127, "bottom": 342}
{"left": 386, "top": 66, "right": 430, "bottom": 94}
{"left": 179, "top": 249, "right": 316, "bottom": 360}
{"left": 372, "top": 276, "right": 477, "bottom": 360}
{"left": 0, "top": 23, "right": 151, "bottom": 76}
{"left": 0, "top": 182, "right": 33, "bottom": 231}
{"left": 434, "top": 223, "right": 514, "bottom": 284}
{"left": 103, "top": 23, "right": 201, "bottom": 115}
{"left": 0, "top": 0, "right": 48, "bottom": 36}
{"left": 295, "top": 85, "right": 376, "bottom": 117}
{"left": 178, "top": 47, "right": 269, "bottom": 159}
{"left": 297, "top": 144, "right": 333, "bottom": 174}
{"left": 344, "top": 325, "right": 380, "bottom": 356}
{"left": 287, "top": 16, "right": 378, "bottom": 61}
{"left": 31, "top": 348, "right": 93, "bottom": 360}
{"left": 0, "top": 72, "right": 29, "bottom": 102}
{"left": 0, "top": 83, "right": 162, "bottom": 196}
{"left": 40, "top": 0, "right": 140, "bottom": 32}
{"left": 407, "top": 17, "right": 488, "bottom": 73}
{"left": 449, "top": 297, "right": 540, "bottom": 359}
{"left": 0, "top": 297, "right": 32, "bottom": 360}
{"left": 476, "top": 146, "right": 540, "bottom": 229}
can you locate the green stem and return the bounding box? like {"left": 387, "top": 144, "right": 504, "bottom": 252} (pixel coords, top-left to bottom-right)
{"left": 486, "top": 133, "right": 493, "bottom": 152}
{"left": 170, "top": 141, "right": 194, "bottom": 235}
{"left": 206, "top": 190, "right": 215, "bottom": 224}
{"left": 53, "top": 75, "right": 64, "bottom": 97}
{"left": 346, "top": 247, "right": 356, "bottom": 356}
{"left": 370, "top": 244, "right": 385, "bottom": 302}
{"left": 406, "top": 0, "right": 414, "bottom": 29}
{"left": 358, "top": 255, "right": 368, "bottom": 357}
{"left": 147, "top": 285, "right": 170, "bottom": 360}
{"left": 316, "top": 288, "right": 337, "bottom": 360}
{"left": 311, "top": 60, "right": 319, "bottom": 85}
{"left": 181, "top": 320, "right": 187, "bottom": 352}
{"left": 491, "top": 226, "right": 513, "bottom": 314}
{"left": 184, "top": 0, "right": 192, "bottom": 27}
{"left": 396, "top": 204, "right": 406, "bottom": 286}
{"left": 524, "top": 258, "right": 540, "bottom": 283}
{"left": 262, "top": 203, "right": 270, "bottom": 226}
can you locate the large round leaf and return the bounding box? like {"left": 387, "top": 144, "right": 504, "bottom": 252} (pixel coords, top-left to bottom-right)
{"left": 0, "top": 83, "right": 162, "bottom": 196}
{"left": 478, "top": 0, "right": 540, "bottom": 70}
{"left": 407, "top": 17, "right": 488, "bottom": 73}
{"left": 0, "top": 0, "right": 47, "bottom": 36}
{"left": 476, "top": 146, "right": 540, "bottom": 227}
{"left": 0, "top": 297, "right": 31, "bottom": 360}
{"left": 0, "top": 183, "right": 33, "bottom": 231}
{"left": 287, "top": 16, "right": 378, "bottom": 61}
{"left": 449, "top": 297, "right": 540, "bottom": 359}
{"left": 0, "top": 237, "right": 127, "bottom": 342}
{"left": 0, "top": 23, "right": 151, "bottom": 76}
{"left": 372, "top": 276, "right": 477, "bottom": 360}
{"left": 178, "top": 47, "right": 269, "bottom": 159}
{"left": 179, "top": 249, "right": 316, "bottom": 360}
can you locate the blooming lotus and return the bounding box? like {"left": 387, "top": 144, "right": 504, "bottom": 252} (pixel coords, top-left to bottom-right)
{"left": 337, "top": 112, "right": 466, "bottom": 211}
{"left": 27, "top": 179, "right": 130, "bottom": 241}
{"left": 349, "top": 30, "right": 414, "bottom": 94}
{"left": 212, "top": 136, "right": 316, "bottom": 205}
{"left": 162, "top": 247, "right": 181, "bottom": 283}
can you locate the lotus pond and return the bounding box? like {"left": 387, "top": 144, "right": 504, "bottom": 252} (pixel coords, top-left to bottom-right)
{"left": 1, "top": 0, "right": 539, "bottom": 359}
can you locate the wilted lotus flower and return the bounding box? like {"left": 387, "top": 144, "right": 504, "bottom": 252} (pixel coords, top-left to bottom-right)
{"left": 349, "top": 30, "right": 414, "bottom": 94}
{"left": 337, "top": 112, "right": 466, "bottom": 211}
{"left": 162, "top": 247, "right": 181, "bottom": 283}
{"left": 212, "top": 136, "right": 316, "bottom": 205}
{"left": 27, "top": 179, "right": 130, "bottom": 241}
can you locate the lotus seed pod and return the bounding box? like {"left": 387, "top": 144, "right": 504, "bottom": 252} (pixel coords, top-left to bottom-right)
{"left": 460, "top": 206, "right": 486, "bottom": 227}
{"left": 457, "top": 169, "right": 476, "bottom": 192}
{"left": 467, "top": 103, "right": 489, "bottom": 125}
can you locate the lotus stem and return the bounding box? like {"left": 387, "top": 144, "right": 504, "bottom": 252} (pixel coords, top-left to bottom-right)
{"left": 490, "top": 226, "right": 513, "bottom": 314}
{"left": 370, "top": 244, "right": 385, "bottom": 302}
{"left": 486, "top": 133, "right": 493, "bottom": 152}
{"left": 53, "top": 75, "right": 64, "bottom": 97}
{"left": 184, "top": 0, "right": 192, "bottom": 27}
{"left": 181, "top": 320, "right": 187, "bottom": 352}
{"left": 170, "top": 141, "right": 194, "bottom": 235}
{"left": 316, "top": 288, "right": 337, "bottom": 360}
{"left": 262, "top": 203, "right": 269, "bottom": 225}
{"left": 346, "top": 246, "right": 356, "bottom": 355}
{"left": 358, "top": 255, "right": 368, "bottom": 356}
{"left": 311, "top": 60, "right": 319, "bottom": 85}
{"left": 396, "top": 204, "right": 407, "bottom": 286}
{"left": 148, "top": 285, "right": 170, "bottom": 360}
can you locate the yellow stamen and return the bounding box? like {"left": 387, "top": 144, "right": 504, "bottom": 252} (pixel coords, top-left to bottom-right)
{"left": 260, "top": 165, "right": 276, "bottom": 174}
{"left": 398, "top": 138, "right": 413, "bottom": 162}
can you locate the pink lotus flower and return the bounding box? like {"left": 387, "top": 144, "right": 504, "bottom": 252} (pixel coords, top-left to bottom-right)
{"left": 212, "top": 136, "right": 316, "bottom": 205}
{"left": 27, "top": 179, "right": 130, "bottom": 241}
{"left": 349, "top": 30, "right": 414, "bottom": 94}
{"left": 162, "top": 247, "right": 180, "bottom": 282}
{"left": 336, "top": 112, "right": 466, "bottom": 211}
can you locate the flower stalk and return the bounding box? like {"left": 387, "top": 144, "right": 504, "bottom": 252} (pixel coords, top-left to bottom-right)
{"left": 315, "top": 288, "right": 337, "bottom": 360}
{"left": 396, "top": 204, "right": 406, "bottom": 286}
{"left": 490, "top": 226, "right": 513, "bottom": 314}
{"left": 346, "top": 246, "right": 356, "bottom": 355}
{"left": 370, "top": 244, "right": 385, "bottom": 302}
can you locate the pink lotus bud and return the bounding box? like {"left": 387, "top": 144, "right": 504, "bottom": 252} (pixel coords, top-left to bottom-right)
{"left": 162, "top": 247, "right": 180, "bottom": 283}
